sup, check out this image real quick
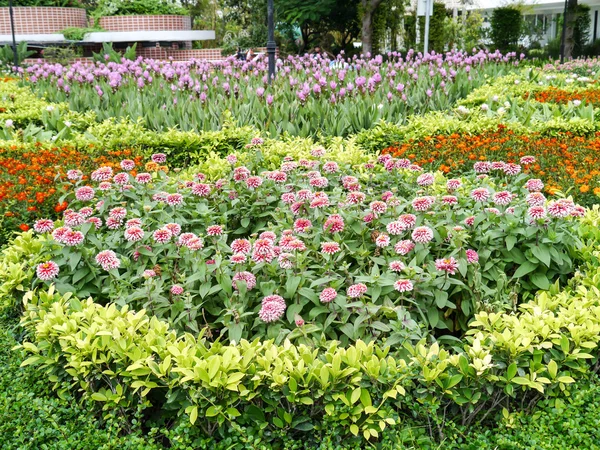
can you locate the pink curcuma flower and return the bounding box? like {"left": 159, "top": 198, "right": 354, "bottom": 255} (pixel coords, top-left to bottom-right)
{"left": 347, "top": 283, "right": 368, "bottom": 298}
{"left": 171, "top": 285, "right": 184, "bottom": 295}
{"left": 370, "top": 201, "right": 387, "bottom": 215}
{"left": 153, "top": 228, "right": 172, "bottom": 244}
{"left": 151, "top": 153, "right": 167, "bottom": 163}
{"left": 206, "top": 225, "right": 223, "bottom": 236}
{"left": 471, "top": 188, "right": 490, "bottom": 202}
{"left": 120, "top": 159, "right": 135, "bottom": 171}
{"left": 395, "top": 240, "right": 415, "bottom": 255}
{"left": 389, "top": 260, "right": 406, "bottom": 272}
{"left": 417, "top": 173, "right": 435, "bottom": 186}
{"left": 135, "top": 173, "right": 152, "bottom": 184}
{"left": 394, "top": 279, "right": 413, "bottom": 292}
{"left": 412, "top": 226, "right": 434, "bottom": 244}
{"left": 95, "top": 250, "right": 120, "bottom": 271}
{"left": 36, "top": 261, "right": 59, "bottom": 281}
{"left": 319, "top": 287, "right": 337, "bottom": 303}
{"left": 435, "top": 257, "right": 459, "bottom": 275}
{"left": 524, "top": 178, "right": 544, "bottom": 192}
{"left": 124, "top": 226, "right": 144, "bottom": 242}
{"left": 375, "top": 234, "right": 390, "bottom": 247}
{"left": 466, "top": 249, "right": 479, "bottom": 263}
{"left": 258, "top": 295, "right": 286, "bottom": 322}
{"left": 34, "top": 219, "right": 54, "bottom": 233}
{"left": 75, "top": 186, "right": 95, "bottom": 201}
{"left": 493, "top": 191, "right": 513, "bottom": 206}
{"left": 411, "top": 196, "right": 435, "bottom": 212}
{"left": 321, "top": 242, "right": 341, "bottom": 255}
{"left": 323, "top": 214, "right": 344, "bottom": 233}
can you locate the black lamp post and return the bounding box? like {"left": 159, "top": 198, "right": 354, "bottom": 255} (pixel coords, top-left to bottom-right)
{"left": 8, "top": 0, "right": 18, "bottom": 70}
{"left": 559, "top": 0, "right": 568, "bottom": 63}
{"left": 266, "top": 0, "right": 276, "bottom": 83}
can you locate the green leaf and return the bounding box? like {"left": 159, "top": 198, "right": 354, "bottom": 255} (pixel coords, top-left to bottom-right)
{"left": 506, "top": 235, "right": 517, "bottom": 251}
{"left": 513, "top": 261, "right": 538, "bottom": 278}
{"left": 360, "top": 388, "right": 372, "bottom": 407}
{"left": 506, "top": 363, "right": 517, "bottom": 381}
{"left": 91, "top": 392, "right": 107, "bottom": 402}
{"left": 531, "top": 245, "right": 551, "bottom": 267}
{"left": 530, "top": 272, "right": 550, "bottom": 290}
{"left": 189, "top": 406, "right": 198, "bottom": 424}
{"left": 206, "top": 406, "right": 219, "bottom": 417}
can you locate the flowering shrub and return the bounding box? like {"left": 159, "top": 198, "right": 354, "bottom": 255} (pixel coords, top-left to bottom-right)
{"left": 0, "top": 143, "right": 142, "bottom": 244}
{"left": 29, "top": 151, "right": 583, "bottom": 344}
{"left": 382, "top": 125, "right": 600, "bottom": 206}
{"left": 24, "top": 50, "right": 521, "bottom": 137}
{"left": 527, "top": 87, "right": 600, "bottom": 107}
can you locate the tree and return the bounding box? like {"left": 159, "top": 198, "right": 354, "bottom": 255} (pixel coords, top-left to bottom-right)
{"left": 490, "top": 6, "right": 522, "bottom": 52}
{"left": 563, "top": 0, "right": 578, "bottom": 59}
{"left": 361, "top": 0, "right": 385, "bottom": 55}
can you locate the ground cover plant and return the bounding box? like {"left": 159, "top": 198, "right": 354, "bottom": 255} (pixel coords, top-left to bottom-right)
{"left": 24, "top": 50, "right": 522, "bottom": 137}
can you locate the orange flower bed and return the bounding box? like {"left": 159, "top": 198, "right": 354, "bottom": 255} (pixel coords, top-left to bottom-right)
{"left": 527, "top": 87, "right": 600, "bottom": 106}
{"left": 0, "top": 143, "right": 142, "bottom": 243}
{"left": 382, "top": 125, "right": 600, "bottom": 205}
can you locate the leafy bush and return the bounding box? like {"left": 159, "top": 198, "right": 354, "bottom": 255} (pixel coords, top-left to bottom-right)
{"left": 490, "top": 7, "right": 523, "bottom": 53}
{"left": 14, "top": 205, "right": 600, "bottom": 442}
{"left": 0, "top": 42, "right": 35, "bottom": 69}
{"left": 94, "top": 0, "right": 186, "bottom": 17}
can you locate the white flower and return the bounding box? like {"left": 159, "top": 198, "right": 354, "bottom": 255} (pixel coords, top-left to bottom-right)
{"left": 492, "top": 95, "right": 499, "bottom": 102}
{"left": 46, "top": 105, "right": 55, "bottom": 112}
{"left": 377, "top": 103, "right": 384, "bottom": 110}
{"left": 503, "top": 101, "right": 511, "bottom": 108}
{"left": 497, "top": 107, "right": 506, "bottom": 115}
{"left": 573, "top": 100, "right": 582, "bottom": 107}
{"left": 64, "top": 120, "right": 72, "bottom": 127}
{"left": 4, "top": 119, "right": 13, "bottom": 128}
{"left": 456, "top": 105, "right": 470, "bottom": 115}
{"left": 566, "top": 78, "right": 574, "bottom": 84}
{"left": 480, "top": 103, "right": 489, "bottom": 112}
{"left": 514, "top": 79, "right": 520, "bottom": 85}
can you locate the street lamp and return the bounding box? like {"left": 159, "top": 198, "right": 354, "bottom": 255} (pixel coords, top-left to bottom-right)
{"left": 266, "top": 0, "right": 276, "bottom": 83}
{"left": 8, "top": 0, "right": 18, "bottom": 70}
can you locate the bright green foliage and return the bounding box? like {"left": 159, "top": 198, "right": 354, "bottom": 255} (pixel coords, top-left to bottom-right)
{"left": 490, "top": 7, "right": 523, "bottom": 52}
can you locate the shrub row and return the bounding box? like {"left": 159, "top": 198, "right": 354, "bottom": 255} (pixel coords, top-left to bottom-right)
{"left": 10, "top": 207, "right": 600, "bottom": 443}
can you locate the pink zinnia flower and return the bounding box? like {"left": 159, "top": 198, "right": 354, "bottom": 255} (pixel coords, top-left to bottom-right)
{"left": 389, "top": 261, "right": 405, "bottom": 272}
{"left": 151, "top": 153, "right": 167, "bottom": 163}
{"left": 143, "top": 269, "right": 157, "bottom": 278}
{"left": 293, "top": 218, "right": 312, "bottom": 233}
{"left": 493, "top": 191, "right": 513, "bottom": 206}
{"left": 375, "top": 234, "right": 390, "bottom": 247}
{"left": 503, "top": 163, "right": 521, "bottom": 175}
{"left": 67, "top": 169, "right": 82, "bottom": 180}
{"left": 323, "top": 161, "right": 339, "bottom": 173}
{"left": 528, "top": 206, "right": 547, "bottom": 220}
{"left": 399, "top": 214, "right": 417, "bottom": 229}
{"left": 412, "top": 226, "right": 434, "bottom": 244}
{"left": 87, "top": 217, "right": 102, "bottom": 229}
{"left": 113, "top": 173, "right": 129, "bottom": 185}
{"left": 321, "top": 242, "right": 341, "bottom": 255}
{"left": 192, "top": 183, "right": 211, "bottom": 197}
{"left": 281, "top": 193, "right": 296, "bottom": 204}
{"left": 233, "top": 271, "right": 257, "bottom": 290}
{"left": 125, "top": 226, "right": 144, "bottom": 242}
{"left": 79, "top": 207, "right": 93, "bottom": 218}
{"left": 64, "top": 211, "right": 85, "bottom": 227}
{"left": 52, "top": 226, "right": 70, "bottom": 243}
{"left": 442, "top": 195, "right": 458, "bottom": 205}
{"left": 473, "top": 161, "right": 491, "bottom": 173}
{"left": 98, "top": 182, "right": 112, "bottom": 191}
{"left": 471, "top": 188, "right": 490, "bottom": 202}
{"left": 259, "top": 231, "right": 277, "bottom": 242}
{"left": 135, "top": 173, "right": 152, "bottom": 184}
{"left": 412, "top": 196, "right": 435, "bottom": 211}
{"left": 63, "top": 230, "right": 84, "bottom": 246}
{"left": 206, "top": 225, "right": 223, "bottom": 236}
{"left": 525, "top": 179, "right": 544, "bottom": 192}
{"left": 464, "top": 216, "right": 475, "bottom": 227}
{"left": 106, "top": 217, "right": 122, "bottom": 230}
{"left": 230, "top": 253, "right": 247, "bottom": 264}
{"left": 547, "top": 200, "right": 572, "bottom": 218}
{"left": 323, "top": 214, "right": 344, "bottom": 233}
{"left": 435, "top": 257, "right": 459, "bottom": 275}
{"left": 226, "top": 154, "right": 237, "bottom": 165}
{"left": 95, "top": 250, "right": 120, "bottom": 271}
{"left": 571, "top": 205, "right": 585, "bottom": 217}
{"left": 166, "top": 193, "right": 184, "bottom": 207}
{"left": 395, "top": 240, "right": 415, "bottom": 255}
{"left": 109, "top": 207, "right": 127, "bottom": 220}
{"left": 126, "top": 218, "right": 142, "bottom": 228}
{"left": 309, "top": 195, "right": 329, "bottom": 209}
{"left": 245, "top": 176, "right": 263, "bottom": 189}
{"left": 319, "top": 287, "right": 337, "bottom": 303}
{"left": 417, "top": 173, "right": 435, "bottom": 186}
{"left": 231, "top": 238, "right": 251, "bottom": 254}
{"left": 153, "top": 228, "right": 172, "bottom": 244}
{"left": 386, "top": 220, "right": 406, "bottom": 235}
{"left": 258, "top": 295, "right": 286, "bottom": 322}
{"left": 466, "top": 249, "right": 479, "bottom": 263}
{"left": 346, "top": 191, "right": 366, "bottom": 204}
{"left": 526, "top": 192, "right": 546, "bottom": 206}
{"left": 165, "top": 223, "right": 181, "bottom": 236}
{"left": 120, "top": 159, "right": 135, "bottom": 171}
{"left": 75, "top": 186, "right": 95, "bottom": 201}
{"left": 91, "top": 166, "right": 113, "bottom": 182}
{"left": 36, "top": 261, "right": 59, "bottom": 281}
{"left": 34, "top": 219, "right": 54, "bottom": 233}
{"left": 520, "top": 156, "right": 535, "bottom": 165}
{"left": 186, "top": 237, "right": 204, "bottom": 251}
{"left": 171, "top": 285, "right": 184, "bottom": 295}
{"left": 278, "top": 253, "right": 294, "bottom": 269}
{"left": 233, "top": 166, "right": 251, "bottom": 181}
{"left": 394, "top": 279, "right": 413, "bottom": 292}
{"left": 370, "top": 201, "right": 387, "bottom": 215}
{"left": 347, "top": 283, "right": 368, "bottom": 298}
{"left": 446, "top": 179, "right": 462, "bottom": 191}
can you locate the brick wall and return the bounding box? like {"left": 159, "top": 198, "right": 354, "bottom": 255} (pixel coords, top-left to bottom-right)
{"left": 98, "top": 15, "right": 191, "bottom": 32}
{"left": 0, "top": 7, "right": 87, "bottom": 34}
